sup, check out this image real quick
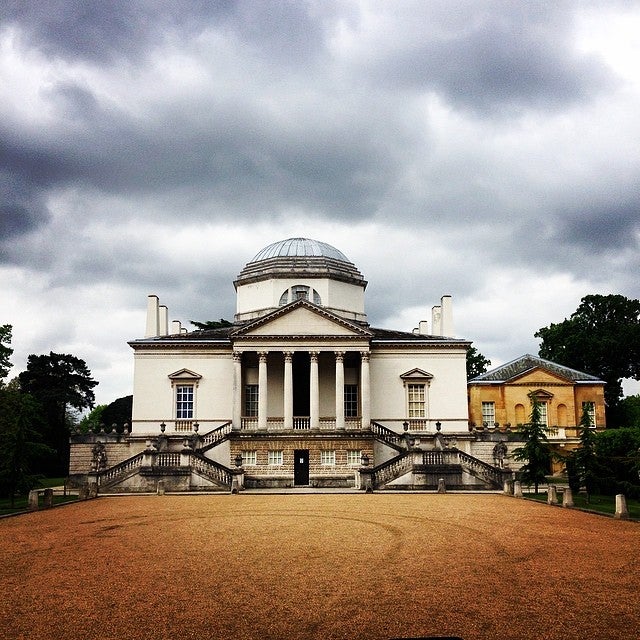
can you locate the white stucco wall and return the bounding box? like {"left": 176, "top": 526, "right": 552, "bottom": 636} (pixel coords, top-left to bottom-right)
{"left": 131, "top": 349, "right": 234, "bottom": 434}
{"left": 369, "top": 346, "right": 469, "bottom": 432}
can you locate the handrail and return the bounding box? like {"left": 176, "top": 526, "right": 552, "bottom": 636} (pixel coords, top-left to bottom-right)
{"left": 98, "top": 452, "right": 145, "bottom": 485}
{"left": 368, "top": 451, "right": 414, "bottom": 487}
{"left": 452, "top": 448, "right": 504, "bottom": 488}
{"left": 190, "top": 452, "right": 232, "bottom": 486}
{"left": 198, "top": 421, "right": 233, "bottom": 452}
{"left": 370, "top": 421, "right": 406, "bottom": 451}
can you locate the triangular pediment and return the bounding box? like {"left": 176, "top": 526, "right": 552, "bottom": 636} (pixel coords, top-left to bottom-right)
{"left": 232, "top": 299, "right": 372, "bottom": 338}
{"left": 168, "top": 368, "right": 202, "bottom": 381}
{"left": 400, "top": 368, "right": 434, "bottom": 381}
{"left": 508, "top": 368, "right": 572, "bottom": 385}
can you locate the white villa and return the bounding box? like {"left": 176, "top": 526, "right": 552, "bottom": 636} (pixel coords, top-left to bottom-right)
{"left": 69, "top": 238, "right": 517, "bottom": 491}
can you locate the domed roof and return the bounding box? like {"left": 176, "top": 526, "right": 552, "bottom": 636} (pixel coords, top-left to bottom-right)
{"left": 235, "top": 237, "right": 366, "bottom": 289}
{"left": 250, "top": 238, "right": 351, "bottom": 264}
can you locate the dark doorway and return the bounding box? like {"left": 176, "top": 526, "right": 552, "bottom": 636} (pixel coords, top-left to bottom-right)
{"left": 294, "top": 449, "right": 310, "bottom": 486}
{"left": 292, "top": 352, "right": 310, "bottom": 416}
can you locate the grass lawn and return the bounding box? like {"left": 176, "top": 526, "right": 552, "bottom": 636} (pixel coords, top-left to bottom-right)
{"left": 0, "top": 478, "right": 77, "bottom": 516}
{"left": 527, "top": 490, "right": 640, "bottom": 518}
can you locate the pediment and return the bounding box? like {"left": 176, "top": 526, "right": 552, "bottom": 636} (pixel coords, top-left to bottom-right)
{"left": 168, "top": 368, "right": 202, "bottom": 381}
{"left": 509, "top": 367, "right": 572, "bottom": 385}
{"left": 232, "top": 300, "right": 372, "bottom": 338}
{"left": 529, "top": 388, "right": 554, "bottom": 400}
{"left": 400, "top": 368, "right": 434, "bottom": 381}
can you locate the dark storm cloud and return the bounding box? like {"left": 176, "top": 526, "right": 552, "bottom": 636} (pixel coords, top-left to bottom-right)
{"left": 557, "top": 200, "right": 640, "bottom": 251}
{"left": 2, "top": 0, "right": 336, "bottom": 66}
{"left": 366, "top": 2, "right": 614, "bottom": 114}
{"left": 3, "top": 0, "right": 233, "bottom": 63}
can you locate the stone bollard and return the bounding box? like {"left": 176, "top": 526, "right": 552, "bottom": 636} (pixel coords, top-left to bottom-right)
{"left": 615, "top": 494, "right": 629, "bottom": 520}
{"left": 157, "top": 480, "right": 166, "bottom": 496}
{"left": 28, "top": 490, "right": 40, "bottom": 511}
{"left": 88, "top": 482, "right": 98, "bottom": 499}
{"left": 547, "top": 485, "right": 558, "bottom": 505}
{"left": 503, "top": 479, "right": 513, "bottom": 495}
{"left": 437, "top": 478, "right": 446, "bottom": 494}
{"left": 563, "top": 487, "right": 574, "bottom": 508}
{"left": 513, "top": 481, "right": 523, "bottom": 498}
{"left": 78, "top": 486, "right": 90, "bottom": 501}
{"left": 42, "top": 488, "right": 54, "bottom": 509}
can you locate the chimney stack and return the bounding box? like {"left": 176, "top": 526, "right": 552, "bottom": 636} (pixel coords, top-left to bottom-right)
{"left": 145, "top": 295, "right": 159, "bottom": 338}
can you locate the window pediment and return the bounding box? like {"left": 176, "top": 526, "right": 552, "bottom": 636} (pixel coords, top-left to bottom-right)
{"left": 529, "top": 388, "right": 553, "bottom": 400}
{"left": 400, "top": 368, "right": 434, "bottom": 383}
{"left": 168, "top": 368, "right": 202, "bottom": 385}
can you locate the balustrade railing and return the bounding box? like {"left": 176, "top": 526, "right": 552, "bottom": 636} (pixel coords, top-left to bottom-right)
{"left": 199, "top": 422, "right": 233, "bottom": 450}
{"left": 293, "top": 417, "right": 310, "bottom": 430}
{"left": 190, "top": 453, "right": 232, "bottom": 486}
{"left": 371, "top": 452, "right": 414, "bottom": 487}
{"left": 370, "top": 421, "right": 405, "bottom": 450}
{"left": 174, "top": 420, "right": 194, "bottom": 432}
{"left": 99, "top": 452, "right": 144, "bottom": 485}
{"left": 155, "top": 452, "right": 181, "bottom": 466}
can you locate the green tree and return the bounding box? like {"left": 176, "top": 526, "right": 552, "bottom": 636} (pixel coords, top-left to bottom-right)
{"left": 512, "top": 396, "right": 552, "bottom": 493}
{"left": 190, "top": 319, "right": 233, "bottom": 330}
{"left": 572, "top": 402, "right": 599, "bottom": 500}
{"left": 466, "top": 346, "right": 491, "bottom": 380}
{"left": 78, "top": 404, "right": 107, "bottom": 434}
{"left": 0, "top": 324, "right": 13, "bottom": 381}
{"left": 617, "top": 394, "right": 640, "bottom": 428}
{"left": 0, "top": 381, "right": 54, "bottom": 506}
{"left": 535, "top": 294, "right": 640, "bottom": 423}
{"left": 594, "top": 426, "right": 640, "bottom": 495}
{"left": 18, "top": 352, "right": 98, "bottom": 475}
{"left": 101, "top": 395, "right": 132, "bottom": 432}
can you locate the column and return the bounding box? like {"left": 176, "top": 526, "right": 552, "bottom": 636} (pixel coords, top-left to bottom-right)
{"left": 232, "top": 351, "right": 242, "bottom": 430}
{"left": 310, "top": 351, "right": 319, "bottom": 429}
{"left": 360, "top": 351, "right": 371, "bottom": 429}
{"left": 258, "top": 351, "right": 268, "bottom": 431}
{"left": 284, "top": 352, "right": 293, "bottom": 430}
{"left": 335, "top": 351, "right": 345, "bottom": 430}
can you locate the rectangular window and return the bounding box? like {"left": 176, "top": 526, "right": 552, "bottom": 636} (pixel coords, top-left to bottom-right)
{"left": 267, "top": 450, "right": 283, "bottom": 465}
{"left": 346, "top": 449, "right": 361, "bottom": 466}
{"left": 176, "top": 385, "right": 194, "bottom": 419}
{"left": 241, "top": 450, "right": 257, "bottom": 466}
{"left": 582, "top": 401, "right": 596, "bottom": 428}
{"left": 244, "top": 384, "right": 258, "bottom": 417}
{"left": 320, "top": 450, "right": 336, "bottom": 465}
{"left": 344, "top": 384, "right": 358, "bottom": 417}
{"left": 538, "top": 402, "right": 548, "bottom": 427}
{"left": 481, "top": 401, "right": 495, "bottom": 426}
{"left": 408, "top": 384, "right": 426, "bottom": 418}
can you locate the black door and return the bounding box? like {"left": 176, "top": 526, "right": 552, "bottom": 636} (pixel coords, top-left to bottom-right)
{"left": 294, "top": 449, "right": 310, "bottom": 486}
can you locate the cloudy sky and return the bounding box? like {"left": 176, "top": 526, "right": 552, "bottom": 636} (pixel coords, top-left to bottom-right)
{"left": 2, "top": 0, "right": 640, "bottom": 404}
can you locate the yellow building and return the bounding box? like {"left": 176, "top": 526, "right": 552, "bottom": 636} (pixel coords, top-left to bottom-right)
{"left": 468, "top": 354, "right": 606, "bottom": 473}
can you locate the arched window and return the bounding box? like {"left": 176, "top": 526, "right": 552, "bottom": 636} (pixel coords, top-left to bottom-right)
{"left": 278, "top": 285, "right": 322, "bottom": 306}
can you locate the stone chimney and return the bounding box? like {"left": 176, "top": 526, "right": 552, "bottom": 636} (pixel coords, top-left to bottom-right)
{"left": 440, "top": 295, "right": 454, "bottom": 336}
{"left": 171, "top": 320, "right": 182, "bottom": 335}
{"left": 418, "top": 320, "right": 429, "bottom": 335}
{"left": 145, "top": 295, "right": 159, "bottom": 338}
{"left": 159, "top": 305, "right": 169, "bottom": 336}
{"left": 431, "top": 305, "right": 441, "bottom": 336}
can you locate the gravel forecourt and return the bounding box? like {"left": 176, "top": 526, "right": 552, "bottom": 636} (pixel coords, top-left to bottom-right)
{"left": 1, "top": 493, "right": 638, "bottom": 640}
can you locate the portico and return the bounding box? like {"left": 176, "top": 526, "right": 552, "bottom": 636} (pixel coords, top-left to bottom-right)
{"left": 230, "top": 347, "right": 371, "bottom": 431}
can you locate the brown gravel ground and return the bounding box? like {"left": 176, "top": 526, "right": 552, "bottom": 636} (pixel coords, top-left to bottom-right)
{"left": 0, "top": 494, "right": 638, "bottom": 640}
